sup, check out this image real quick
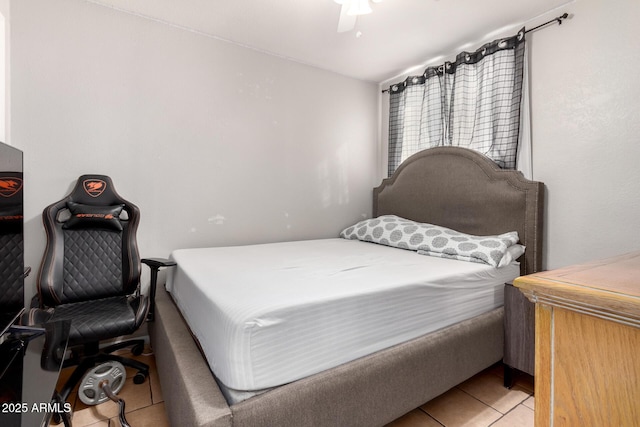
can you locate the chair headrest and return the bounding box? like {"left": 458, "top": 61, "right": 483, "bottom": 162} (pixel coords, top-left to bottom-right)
{"left": 67, "top": 175, "right": 126, "bottom": 206}
{"left": 0, "top": 172, "right": 23, "bottom": 206}
{"left": 0, "top": 172, "right": 23, "bottom": 235}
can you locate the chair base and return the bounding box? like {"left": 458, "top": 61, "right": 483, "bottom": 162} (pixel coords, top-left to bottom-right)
{"left": 56, "top": 339, "right": 149, "bottom": 416}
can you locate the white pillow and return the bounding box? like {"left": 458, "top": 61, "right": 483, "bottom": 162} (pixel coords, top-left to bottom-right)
{"left": 497, "top": 244, "right": 526, "bottom": 268}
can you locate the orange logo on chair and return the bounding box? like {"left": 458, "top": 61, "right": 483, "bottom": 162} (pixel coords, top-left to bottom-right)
{"left": 0, "top": 177, "right": 23, "bottom": 197}
{"left": 83, "top": 179, "right": 107, "bottom": 197}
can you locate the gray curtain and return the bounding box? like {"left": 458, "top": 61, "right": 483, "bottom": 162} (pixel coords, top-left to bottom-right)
{"left": 388, "top": 28, "right": 526, "bottom": 176}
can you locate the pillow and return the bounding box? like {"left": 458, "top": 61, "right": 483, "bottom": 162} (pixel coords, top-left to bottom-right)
{"left": 498, "top": 244, "right": 526, "bottom": 268}
{"left": 340, "top": 215, "right": 520, "bottom": 267}
{"left": 0, "top": 204, "right": 23, "bottom": 235}
{"left": 62, "top": 202, "right": 124, "bottom": 231}
{"left": 341, "top": 215, "right": 438, "bottom": 251}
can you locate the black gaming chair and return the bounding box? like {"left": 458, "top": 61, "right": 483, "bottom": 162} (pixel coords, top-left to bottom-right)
{"left": 34, "top": 174, "right": 169, "bottom": 410}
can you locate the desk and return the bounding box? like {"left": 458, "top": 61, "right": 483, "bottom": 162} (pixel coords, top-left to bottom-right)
{"left": 0, "top": 321, "right": 70, "bottom": 427}
{"left": 515, "top": 252, "right": 640, "bottom": 426}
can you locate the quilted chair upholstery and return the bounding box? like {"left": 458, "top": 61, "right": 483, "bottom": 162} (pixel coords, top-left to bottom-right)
{"left": 34, "top": 174, "right": 150, "bottom": 413}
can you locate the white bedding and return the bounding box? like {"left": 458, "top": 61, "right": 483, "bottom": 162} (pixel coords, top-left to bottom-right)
{"left": 166, "top": 238, "right": 519, "bottom": 395}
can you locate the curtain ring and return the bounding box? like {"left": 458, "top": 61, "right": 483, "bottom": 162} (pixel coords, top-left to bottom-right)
{"left": 498, "top": 40, "right": 507, "bottom": 48}
{"left": 481, "top": 48, "right": 487, "bottom": 56}
{"left": 412, "top": 77, "right": 419, "bottom": 83}
{"left": 391, "top": 85, "right": 398, "bottom": 92}
{"left": 465, "top": 54, "right": 471, "bottom": 62}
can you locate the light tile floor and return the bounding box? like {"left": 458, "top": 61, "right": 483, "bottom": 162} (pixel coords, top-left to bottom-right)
{"left": 53, "top": 348, "right": 534, "bottom": 427}
{"left": 387, "top": 364, "right": 535, "bottom": 427}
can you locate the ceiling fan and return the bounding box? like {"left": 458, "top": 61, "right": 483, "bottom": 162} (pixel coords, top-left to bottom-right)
{"left": 334, "top": 0, "right": 383, "bottom": 33}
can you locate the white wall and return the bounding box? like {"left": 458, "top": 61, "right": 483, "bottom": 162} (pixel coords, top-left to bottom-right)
{"left": 380, "top": 0, "right": 640, "bottom": 270}
{"left": 527, "top": 0, "right": 640, "bottom": 269}
{"left": 0, "top": 0, "right": 7, "bottom": 142}
{"left": 9, "top": 0, "right": 379, "bottom": 300}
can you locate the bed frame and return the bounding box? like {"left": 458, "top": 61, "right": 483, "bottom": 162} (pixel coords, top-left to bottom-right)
{"left": 149, "top": 147, "right": 544, "bottom": 426}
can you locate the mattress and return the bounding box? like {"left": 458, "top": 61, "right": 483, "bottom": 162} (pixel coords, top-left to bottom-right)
{"left": 166, "top": 238, "right": 519, "bottom": 395}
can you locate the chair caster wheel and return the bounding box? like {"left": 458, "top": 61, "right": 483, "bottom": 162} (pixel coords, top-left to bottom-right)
{"left": 131, "top": 343, "right": 144, "bottom": 356}
{"left": 133, "top": 371, "right": 147, "bottom": 384}
{"left": 52, "top": 411, "right": 70, "bottom": 425}
{"left": 51, "top": 412, "right": 73, "bottom": 426}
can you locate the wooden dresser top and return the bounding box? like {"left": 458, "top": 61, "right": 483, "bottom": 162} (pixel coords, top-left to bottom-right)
{"left": 514, "top": 251, "right": 640, "bottom": 326}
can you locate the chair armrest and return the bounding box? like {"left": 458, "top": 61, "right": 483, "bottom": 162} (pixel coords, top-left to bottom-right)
{"left": 141, "top": 258, "right": 176, "bottom": 269}
{"left": 141, "top": 258, "right": 177, "bottom": 321}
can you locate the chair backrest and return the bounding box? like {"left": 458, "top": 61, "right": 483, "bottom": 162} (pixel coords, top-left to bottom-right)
{"left": 0, "top": 172, "right": 24, "bottom": 311}
{"left": 38, "top": 175, "right": 140, "bottom": 307}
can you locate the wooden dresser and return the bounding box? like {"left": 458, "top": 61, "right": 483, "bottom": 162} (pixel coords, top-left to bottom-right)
{"left": 514, "top": 251, "right": 640, "bottom": 426}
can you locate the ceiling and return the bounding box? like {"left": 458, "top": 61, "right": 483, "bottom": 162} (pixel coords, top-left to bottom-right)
{"left": 87, "top": 0, "right": 573, "bottom": 83}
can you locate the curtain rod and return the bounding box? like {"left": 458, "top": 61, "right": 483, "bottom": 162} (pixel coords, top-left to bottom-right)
{"left": 381, "top": 12, "right": 569, "bottom": 94}
{"left": 525, "top": 12, "right": 569, "bottom": 34}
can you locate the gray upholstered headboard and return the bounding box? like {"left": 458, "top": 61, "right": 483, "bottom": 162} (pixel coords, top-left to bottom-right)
{"left": 373, "top": 147, "right": 544, "bottom": 275}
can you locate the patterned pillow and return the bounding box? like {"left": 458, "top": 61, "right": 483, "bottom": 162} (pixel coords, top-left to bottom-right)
{"left": 340, "top": 215, "right": 520, "bottom": 267}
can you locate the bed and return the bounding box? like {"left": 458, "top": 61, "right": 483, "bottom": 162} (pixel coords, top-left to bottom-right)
{"left": 149, "top": 146, "right": 544, "bottom": 427}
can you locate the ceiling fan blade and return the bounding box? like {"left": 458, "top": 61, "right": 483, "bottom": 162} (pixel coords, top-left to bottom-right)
{"left": 337, "top": 4, "right": 357, "bottom": 32}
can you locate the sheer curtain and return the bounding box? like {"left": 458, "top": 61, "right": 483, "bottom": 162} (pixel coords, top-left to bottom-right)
{"left": 388, "top": 28, "right": 527, "bottom": 176}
